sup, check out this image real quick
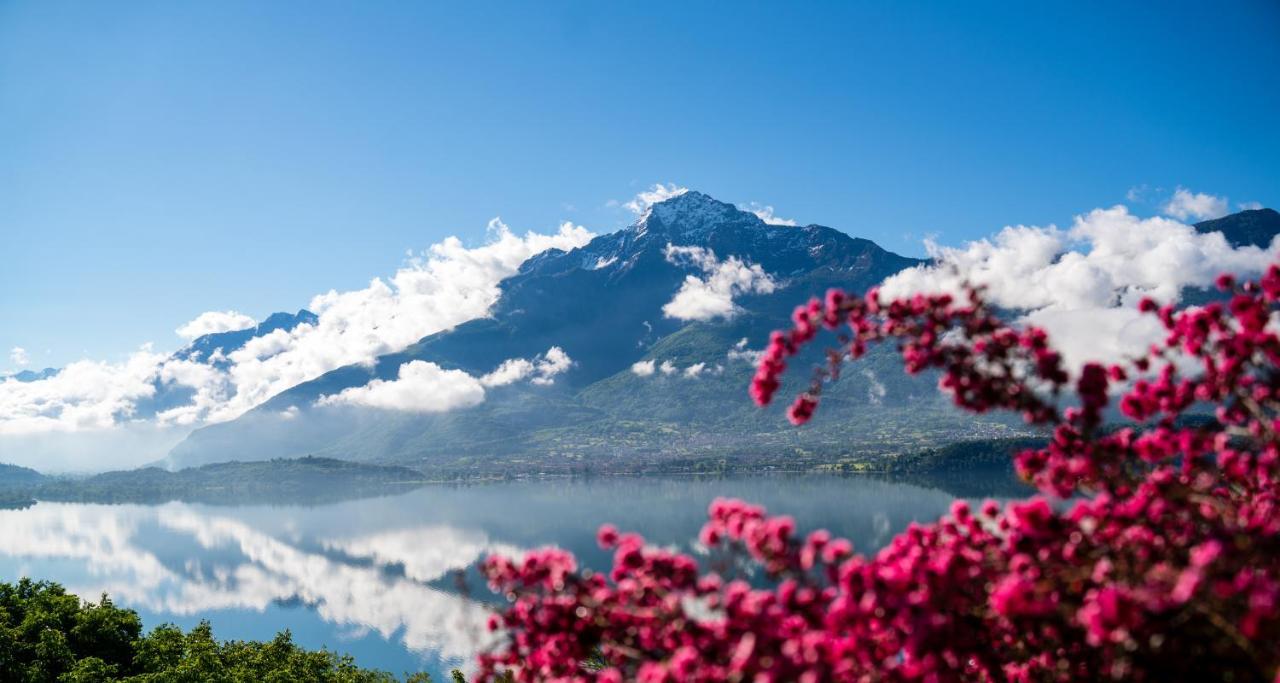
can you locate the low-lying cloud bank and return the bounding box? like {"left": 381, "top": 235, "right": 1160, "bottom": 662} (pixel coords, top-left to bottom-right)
{"left": 880, "top": 203, "right": 1278, "bottom": 370}
{"left": 0, "top": 348, "right": 171, "bottom": 434}
{"left": 317, "top": 347, "right": 573, "bottom": 414}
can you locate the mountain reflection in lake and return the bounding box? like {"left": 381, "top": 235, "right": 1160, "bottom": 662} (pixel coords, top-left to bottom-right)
{"left": 0, "top": 474, "right": 1012, "bottom": 679}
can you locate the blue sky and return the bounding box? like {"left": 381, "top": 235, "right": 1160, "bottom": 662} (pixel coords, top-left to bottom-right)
{"left": 2, "top": 1, "right": 1278, "bottom": 368}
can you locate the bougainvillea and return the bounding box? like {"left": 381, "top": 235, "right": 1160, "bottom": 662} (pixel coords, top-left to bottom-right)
{"left": 477, "top": 267, "right": 1280, "bottom": 682}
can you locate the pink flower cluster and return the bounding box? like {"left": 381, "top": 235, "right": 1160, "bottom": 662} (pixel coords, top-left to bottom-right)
{"left": 477, "top": 267, "right": 1280, "bottom": 682}
{"left": 751, "top": 286, "right": 1069, "bottom": 427}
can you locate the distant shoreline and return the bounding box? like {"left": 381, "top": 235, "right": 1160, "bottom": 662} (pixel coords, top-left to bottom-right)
{"left": 1, "top": 437, "right": 1040, "bottom": 507}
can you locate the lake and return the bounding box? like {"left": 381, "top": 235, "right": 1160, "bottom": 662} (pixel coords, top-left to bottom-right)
{"left": 0, "top": 474, "right": 1014, "bottom": 679}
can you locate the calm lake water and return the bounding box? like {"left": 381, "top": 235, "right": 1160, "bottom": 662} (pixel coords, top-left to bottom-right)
{"left": 0, "top": 475, "right": 1013, "bottom": 679}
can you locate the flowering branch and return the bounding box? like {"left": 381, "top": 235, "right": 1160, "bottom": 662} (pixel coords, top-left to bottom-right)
{"left": 477, "top": 266, "right": 1280, "bottom": 682}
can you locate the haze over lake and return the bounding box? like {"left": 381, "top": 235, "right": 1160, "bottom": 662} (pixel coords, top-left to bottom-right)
{"left": 0, "top": 475, "right": 1006, "bottom": 679}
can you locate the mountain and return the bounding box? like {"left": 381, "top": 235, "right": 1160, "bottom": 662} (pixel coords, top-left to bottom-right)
{"left": 1176, "top": 208, "right": 1280, "bottom": 308}
{"left": 257, "top": 191, "right": 919, "bottom": 405}
{"left": 166, "top": 196, "right": 1279, "bottom": 473}
{"left": 165, "top": 191, "right": 1011, "bottom": 471}
{"left": 1195, "top": 208, "right": 1280, "bottom": 248}
{"left": 0, "top": 462, "right": 48, "bottom": 490}
{"left": 127, "top": 308, "right": 319, "bottom": 419}
{"left": 1, "top": 368, "right": 59, "bottom": 383}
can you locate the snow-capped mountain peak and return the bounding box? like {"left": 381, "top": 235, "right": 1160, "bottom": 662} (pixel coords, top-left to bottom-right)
{"left": 640, "top": 191, "right": 751, "bottom": 239}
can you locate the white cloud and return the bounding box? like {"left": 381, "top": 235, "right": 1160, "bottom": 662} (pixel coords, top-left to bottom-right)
{"left": 0, "top": 503, "right": 498, "bottom": 661}
{"left": 479, "top": 346, "right": 573, "bottom": 387}
{"left": 530, "top": 347, "right": 572, "bottom": 385}
{"left": 0, "top": 219, "right": 594, "bottom": 438}
{"left": 1239, "top": 201, "right": 1264, "bottom": 211}
{"left": 881, "top": 205, "right": 1279, "bottom": 370}
{"left": 322, "top": 346, "right": 573, "bottom": 413}
{"left": 631, "top": 358, "right": 720, "bottom": 380}
{"left": 630, "top": 360, "right": 656, "bottom": 377}
{"left": 154, "top": 357, "right": 234, "bottom": 427}
{"left": 862, "top": 369, "right": 886, "bottom": 405}
{"left": 214, "top": 219, "right": 592, "bottom": 421}
{"left": 0, "top": 346, "right": 167, "bottom": 434}
{"left": 1161, "top": 187, "right": 1229, "bottom": 221}
{"left": 322, "top": 526, "right": 522, "bottom": 585}
{"left": 623, "top": 183, "right": 688, "bottom": 215}
{"left": 480, "top": 358, "right": 536, "bottom": 388}
{"left": 9, "top": 347, "right": 28, "bottom": 367}
{"left": 318, "top": 361, "right": 486, "bottom": 413}
{"left": 726, "top": 337, "right": 763, "bottom": 365}
{"left": 160, "top": 511, "right": 499, "bottom": 659}
{"left": 740, "top": 202, "right": 798, "bottom": 226}
{"left": 175, "top": 311, "right": 256, "bottom": 340}
{"left": 1125, "top": 185, "right": 1149, "bottom": 203}
{"left": 1021, "top": 308, "right": 1167, "bottom": 374}
{"left": 661, "top": 244, "right": 776, "bottom": 321}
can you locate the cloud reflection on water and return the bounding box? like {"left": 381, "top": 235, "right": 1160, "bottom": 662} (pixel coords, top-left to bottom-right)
{"left": 0, "top": 502, "right": 501, "bottom": 662}
{"left": 0, "top": 476, "right": 981, "bottom": 673}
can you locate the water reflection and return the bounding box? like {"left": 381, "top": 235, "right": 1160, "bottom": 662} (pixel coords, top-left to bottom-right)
{"left": 0, "top": 502, "right": 497, "bottom": 669}
{"left": 0, "top": 475, "right": 1015, "bottom": 677}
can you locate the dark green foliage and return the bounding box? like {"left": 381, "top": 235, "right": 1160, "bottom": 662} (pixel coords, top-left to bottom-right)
{"left": 873, "top": 437, "right": 1044, "bottom": 498}
{"left": 0, "top": 463, "right": 47, "bottom": 490}
{"left": 0, "top": 489, "right": 36, "bottom": 509}
{"left": 0, "top": 579, "right": 429, "bottom": 681}
{"left": 882, "top": 437, "right": 1047, "bottom": 474}
{"left": 0, "top": 463, "right": 47, "bottom": 509}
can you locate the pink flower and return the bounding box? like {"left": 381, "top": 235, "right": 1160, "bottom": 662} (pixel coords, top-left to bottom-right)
{"left": 597, "top": 524, "right": 620, "bottom": 549}
{"left": 786, "top": 395, "right": 818, "bottom": 425}
{"left": 474, "top": 263, "right": 1280, "bottom": 683}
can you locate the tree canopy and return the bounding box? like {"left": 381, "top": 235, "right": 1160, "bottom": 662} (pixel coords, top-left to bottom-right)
{"left": 0, "top": 579, "right": 446, "bottom": 682}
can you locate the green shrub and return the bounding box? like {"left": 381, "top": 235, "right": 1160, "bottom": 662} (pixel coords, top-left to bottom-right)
{"left": 0, "top": 579, "right": 442, "bottom": 682}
